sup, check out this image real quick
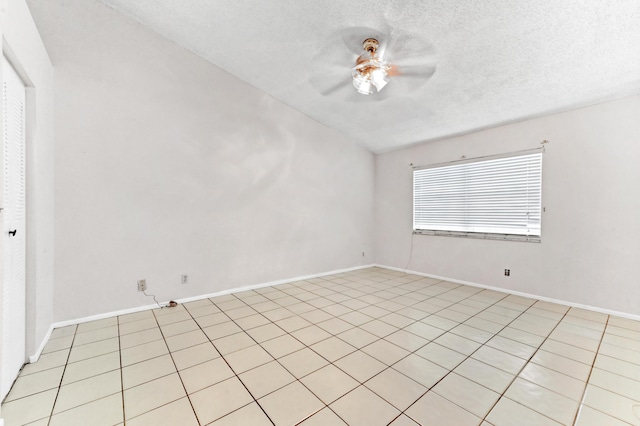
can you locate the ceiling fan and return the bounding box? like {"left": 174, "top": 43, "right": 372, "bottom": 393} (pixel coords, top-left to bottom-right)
{"left": 309, "top": 27, "right": 438, "bottom": 101}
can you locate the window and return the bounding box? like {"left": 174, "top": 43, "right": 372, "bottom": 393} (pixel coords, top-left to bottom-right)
{"left": 413, "top": 150, "right": 543, "bottom": 242}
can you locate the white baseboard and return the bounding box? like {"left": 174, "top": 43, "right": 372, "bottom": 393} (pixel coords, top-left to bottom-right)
{"left": 29, "top": 325, "right": 54, "bottom": 363}
{"left": 29, "top": 263, "right": 376, "bottom": 362}
{"left": 173, "top": 264, "right": 376, "bottom": 305}
{"left": 376, "top": 264, "right": 640, "bottom": 322}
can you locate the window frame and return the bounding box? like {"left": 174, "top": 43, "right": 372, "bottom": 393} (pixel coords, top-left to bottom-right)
{"left": 412, "top": 149, "right": 543, "bottom": 243}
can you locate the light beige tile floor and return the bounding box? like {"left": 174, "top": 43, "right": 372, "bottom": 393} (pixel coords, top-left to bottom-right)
{"left": 2, "top": 267, "right": 640, "bottom": 425}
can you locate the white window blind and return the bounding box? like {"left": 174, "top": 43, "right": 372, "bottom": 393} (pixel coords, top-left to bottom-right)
{"left": 413, "top": 151, "right": 542, "bottom": 241}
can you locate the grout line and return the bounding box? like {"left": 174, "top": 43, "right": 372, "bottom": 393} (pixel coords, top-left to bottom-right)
{"left": 116, "top": 316, "right": 126, "bottom": 426}
{"left": 149, "top": 307, "right": 203, "bottom": 426}
{"left": 383, "top": 289, "right": 522, "bottom": 422}
{"left": 571, "top": 314, "right": 610, "bottom": 425}
{"left": 477, "top": 304, "right": 585, "bottom": 424}
{"left": 183, "top": 300, "right": 276, "bottom": 426}
{"left": 45, "top": 324, "right": 78, "bottom": 426}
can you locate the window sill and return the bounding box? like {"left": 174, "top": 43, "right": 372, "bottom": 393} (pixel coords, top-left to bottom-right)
{"left": 413, "top": 230, "right": 541, "bottom": 243}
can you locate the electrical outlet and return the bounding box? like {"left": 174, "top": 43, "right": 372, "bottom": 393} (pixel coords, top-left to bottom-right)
{"left": 181, "top": 274, "right": 188, "bottom": 285}
{"left": 137, "top": 279, "right": 147, "bottom": 291}
{"left": 504, "top": 269, "right": 510, "bottom": 276}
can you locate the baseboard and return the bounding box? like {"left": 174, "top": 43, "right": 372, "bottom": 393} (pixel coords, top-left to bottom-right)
{"left": 376, "top": 264, "right": 640, "bottom": 322}
{"left": 29, "top": 263, "right": 376, "bottom": 362}
{"left": 29, "top": 325, "right": 54, "bottom": 363}
{"left": 174, "top": 264, "right": 376, "bottom": 305}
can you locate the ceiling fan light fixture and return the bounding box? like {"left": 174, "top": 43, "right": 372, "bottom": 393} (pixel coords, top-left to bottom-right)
{"left": 352, "top": 38, "right": 390, "bottom": 95}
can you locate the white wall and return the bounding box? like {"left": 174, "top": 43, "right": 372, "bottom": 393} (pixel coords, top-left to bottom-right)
{"left": 376, "top": 95, "right": 640, "bottom": 316}
{"left": 0, "top": 0, "right": 55, "bottom": 358}
{"left": 26, "top": 0, "right": 374, "bottom": 322}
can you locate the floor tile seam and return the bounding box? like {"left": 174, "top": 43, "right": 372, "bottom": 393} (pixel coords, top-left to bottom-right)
{"left": 583, "top": 373, "right": 640, "bottom": 404}
{"left": 561, "top": 316, "right": 607, "bottom": 331}
{"left": 122, "top": 363, "right": 180, "bottom": 391}
{"left": 199, "top": 400, "right": 272, "bottom": 426}
{"left": 497, "top": 310, "right": 561, "bottom": 327}
{"left": 336, "top": 347, "right": 439, "bottom": 408}
{"left": 545, "top": 333, "right": 601, "bottom": 353}
{"left": 397, "top": 287, "right": 514, "bottom": 347}
{"left": 47, "top": 390, "right": 123, "bottom": 420}
{"left": 67, "top": 334, "right": 121, "bottom": 349}
{"left": 554, "top": 324, "right": 606, "bottom": 341}
{"left": 151, "top": 307, "right": 202, "bottom": 426}
{"left": 119, "top": 336, "right": 165, "bottom": 352}
{"left": 59, "top": 364, "right": 122, "bottom": 387}
{"left": 45, "top": 334, "right": 75, "bottom": 343}
{"left": 430, "top": 380, "right": 496, "bottom": 420}
{"left": 592, "top": 362, "right": 640, "bottom": 386}
{"left": 40, "top": 344, "right": 73, "bottom": 355}
{"left": 187, "top": 299, "right": 283, "bottom": 425}
{"left": 383, "top": 307, "right": 514, "bottom": 411}
{"left": 482, "top": 337, "right": 541, "bottom": 359}
{"left": 246, "top": 358, "right": 333, "bottom": 424}
{"left": 296, "top": 402, "right": 349, "bottom": 425}
{"left": 122, "top": 394, "right": 186, "bottom": 423}
{"left": 171, "top": 349, "right": 222, "bottom": 373}
{"left": 480, "top": 306, "right": 578, "bottom": 424}
{"left": 606, "top": 321, "right": 640, "bottom": 333}
{"left": 507, "top": 322, "right": 555, "bottom": 338}
{"left": 1, "top": 382, "right": 61, "bottom": 406}
{"left": 117, "top": 315, "right": 156, "bottom": 326}
{"left": 41, "top": 324, "right": 79, "bottom": 425}
{"left": 599, "top": 336, "right": 640, "bottom": 353}
{"left": 527, "top": 350, "right": 594, "bottom": 378}
{"left": 452, "top": 355, "right": 518, "bottom": 389}
{"left": 14, "top": 357, "right": 69, "bottom": 378}
{"left": 66, "top": 351, "right": 122, "bottom": 368}
{"left": 291, "top": 405, "right": 334, "bottom": 425}
{"left": 207, "top": 305, "right": 315, "bottom": 353}
{"left": 575, "top": 403, "right": 637, "bottom": 426}
{"left": 493, "top": 396, "right": 567, "bottom": 425}
{"left": 213, "top": 295, "right": 362, "bottom": 423}
{"left": 513, "top": 375, "right": 587, "bottom": 403}
{"left": 322, "top": 380, "right": 401, "bottom": 422}
{"left": 116, "top": 316, "right": 127, "bottom": 426}
{"left": 597, "top": 345, "right": 640, "bottom": 363}
{"left": 592, "top": 356, "right": 640, "bottom": 378}
{"left": 117, "top": 324, "right": 161, "bottom": 337}
{"left": 362, "top": 366, "right": 433, "bottom": 413}
{"left": 76, "top": 324, "right": 118, "bottom": 337}
{"left": 603, "top": 328, "right": 640, "bottom": 341}
{"left": 374, "top": 300, "right": 524, "bottom": 420}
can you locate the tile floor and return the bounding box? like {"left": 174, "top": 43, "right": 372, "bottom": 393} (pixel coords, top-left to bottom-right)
{"left": 2, "top": 267, "right": 640, "bottom": 425}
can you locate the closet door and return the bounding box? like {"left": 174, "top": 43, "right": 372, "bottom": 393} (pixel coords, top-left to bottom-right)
{"left": 1, "top": 56, "right": 27, "bottom": 401}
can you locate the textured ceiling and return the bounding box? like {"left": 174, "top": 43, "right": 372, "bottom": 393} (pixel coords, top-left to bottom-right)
{"left": 95, "top": 0, "right": 640, "bottom": 153}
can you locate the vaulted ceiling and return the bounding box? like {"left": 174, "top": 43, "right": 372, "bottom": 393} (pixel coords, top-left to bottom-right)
{"left": 94, "top": 1, "right": 640, "bottom": 152}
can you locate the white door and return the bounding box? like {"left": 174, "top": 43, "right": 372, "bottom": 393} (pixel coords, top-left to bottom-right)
{"left": 0, "top": 56, "right": 27, "bottom": 401}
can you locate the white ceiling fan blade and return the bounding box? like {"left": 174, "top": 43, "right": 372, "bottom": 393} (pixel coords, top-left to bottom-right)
{"left": 384, "top": 29, "right": 437, "bottom": 61}
{"left": 308, "top": 39, "right": 355, "bottom": 97}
